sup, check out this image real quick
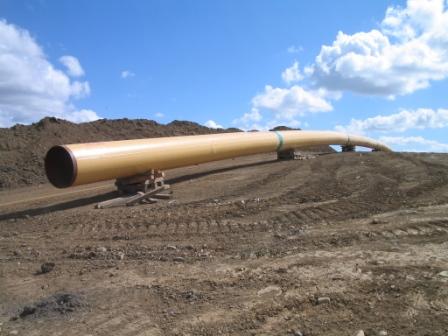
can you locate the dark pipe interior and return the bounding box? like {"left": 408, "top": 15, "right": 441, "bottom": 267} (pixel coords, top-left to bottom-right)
{"left": 44, "top": 146, "right": 77, "bottom": 188}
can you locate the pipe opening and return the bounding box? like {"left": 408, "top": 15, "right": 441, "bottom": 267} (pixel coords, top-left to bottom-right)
{"left": 44, "top": 146, "right": 77, "bottom": 188}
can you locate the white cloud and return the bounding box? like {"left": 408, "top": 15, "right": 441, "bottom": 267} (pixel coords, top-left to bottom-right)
{"left": 64, "top": 109, "right": 100, "bottom": 123}
{"left": 155, "top": 112, "right": 164, "bottom": 118}
{"left": 379, "top": 136, "right": 448, "bottom": 152}
{"left": 59, "top": 55, "right": 85, "bottom": 77}
{"left": 336, "top": 108, "right": 448, "bottom": 134}
{"left": 240, "top": 1, "right": 448, "bottom": 133}
{"left": 308, "top": 0, "right": 448, "bottom": 97}
{"left": 234, "top": 108, "right": 262, "bottom": 123}
{"left": 0, "top": 20, "right": 100, "bottom": 127}
{"left": 252, "top": 85, "right": 332, "bottom": 120}
{"left": 233, "top": 84, "right": 332, "bottom": 130}
{"left": 287, "top": 45, "right": 303, "bottom": 53}
{"left": 121, "top": 70, "right": 135, "bottom": 79}
{"left": 281, "top": 61, "right": 303, "bottom": 84}
{"left": 232, "top": 108, "right": 263, "bottom": 130}
{"left": 204, "top": 120, "right": 223, "bottom": 129}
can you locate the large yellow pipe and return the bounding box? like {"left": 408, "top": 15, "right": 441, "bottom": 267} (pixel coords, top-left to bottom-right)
{"left": 44, "top": 130, "right": 391, "bottom": 188}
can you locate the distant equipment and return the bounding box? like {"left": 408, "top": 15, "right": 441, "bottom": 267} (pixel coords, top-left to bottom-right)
{"left": 44, "top": 131, "right": 391, "bottom": 207}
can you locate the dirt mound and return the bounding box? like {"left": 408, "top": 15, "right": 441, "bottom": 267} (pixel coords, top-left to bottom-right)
{"left": 0, "top": 117, "right": 241, "bottom": 189}
{"left": 0, "top": 118, "right": 333, "bottom": 190}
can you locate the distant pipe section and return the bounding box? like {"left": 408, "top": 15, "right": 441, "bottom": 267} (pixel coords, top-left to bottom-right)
{"left": 45, "top": 130, "right": 392, "bottom": 188}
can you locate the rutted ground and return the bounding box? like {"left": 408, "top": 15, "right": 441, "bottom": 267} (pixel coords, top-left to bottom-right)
{"left": 1, "top": 152, "right": 448, "bottom": 336}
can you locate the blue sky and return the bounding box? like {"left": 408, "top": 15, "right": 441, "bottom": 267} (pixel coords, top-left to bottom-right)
{"left": 0, "top": 0, "right": 448, "bottom": 152}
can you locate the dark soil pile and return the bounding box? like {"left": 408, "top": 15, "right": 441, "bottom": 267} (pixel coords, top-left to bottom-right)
{"left": 14, "top": 293, "right": 86, "bottom": 320}
{"left": 0, "top": 118, "right": 332, "bottom": 189}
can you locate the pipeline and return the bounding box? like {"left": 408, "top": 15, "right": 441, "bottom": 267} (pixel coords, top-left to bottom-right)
{"left": 45, "top": 130, "right": 391, "bottom": 188}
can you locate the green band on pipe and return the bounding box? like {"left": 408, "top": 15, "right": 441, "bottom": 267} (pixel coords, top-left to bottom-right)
{"left": 274, "top": 131, "right": 284, "bottom": 152}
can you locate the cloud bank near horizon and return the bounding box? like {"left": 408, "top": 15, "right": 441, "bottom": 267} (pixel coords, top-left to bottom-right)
{"left": 0, "top": 20, "right": 100, "bottom": 128}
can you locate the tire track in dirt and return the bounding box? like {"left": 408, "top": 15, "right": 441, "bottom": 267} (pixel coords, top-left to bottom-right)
{"left": 50, "top": 199, "right": 378, "bottom": 239}
{"left": 50, "top": 204, "right": 356, "bottom": 238}
{"left": 45, "top": 153, "right": 444, "bottom": 240}
{"left": 379, "top": 218, "right": 448, "bottom": 238}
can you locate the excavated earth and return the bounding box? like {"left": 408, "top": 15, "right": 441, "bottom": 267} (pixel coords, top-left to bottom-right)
{"left": 0, "top": 122, "right": 448, "bottom": 336}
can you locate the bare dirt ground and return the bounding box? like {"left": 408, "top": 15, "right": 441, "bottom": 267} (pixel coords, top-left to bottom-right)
{"left": 1, "top": 151, "right": 448, "bottom": 336}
